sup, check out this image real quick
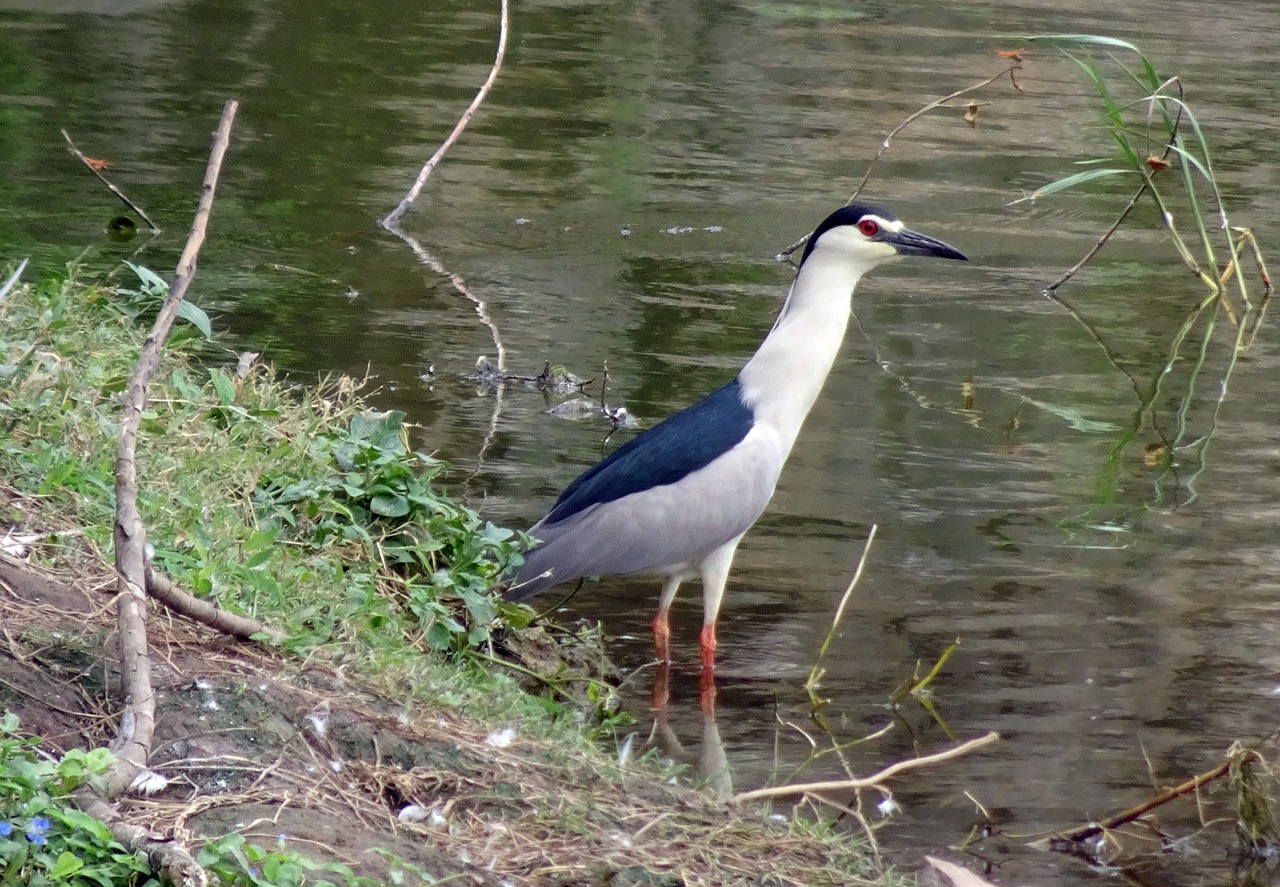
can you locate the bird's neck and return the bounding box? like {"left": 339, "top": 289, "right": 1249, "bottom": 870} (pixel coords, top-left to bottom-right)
{"left": 738, "top": 253, "right": 862, "bottom": 454}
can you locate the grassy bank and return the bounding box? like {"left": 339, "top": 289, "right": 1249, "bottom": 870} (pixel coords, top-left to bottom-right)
{"left": 0, "top": 263, "right": 899, "bottom": 886}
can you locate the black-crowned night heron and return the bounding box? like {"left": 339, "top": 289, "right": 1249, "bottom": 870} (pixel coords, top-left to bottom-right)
{"left": 506, "top": 203, "right": 967, "bottom": 670}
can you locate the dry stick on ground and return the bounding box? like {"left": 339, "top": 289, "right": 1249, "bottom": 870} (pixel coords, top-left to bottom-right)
{"left": 779, "top": 61, "right": 1024, "bottom": 259}
{"left": 381, "top": 0, "right": 509, "bottom": 230}
{"left": 61, "top": 128, "right": 161, "bottom": 233}
{"left": 86, "top": 99, "right": 240, "bottom": 887}
{"left": 146, "top": 566, "right": 286, "bottom": 644}
{"left": 731, "top": 731, "right": 999, "bottom": 804}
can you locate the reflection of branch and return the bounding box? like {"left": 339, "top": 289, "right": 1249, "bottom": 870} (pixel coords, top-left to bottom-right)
{"left": 732, "top": 731, "right": 999, "bottom": 803}
{"left": 780, "top": 62, "right": 1022, "bottom": 258}
{"left": 381, "top": 0, "right": 509, "bottom": 229}
{"left": 61, "top": 128, "right": 160, "bottom": 232}
{"left": 378, "top": 0, "right": 511, "bottom": 490}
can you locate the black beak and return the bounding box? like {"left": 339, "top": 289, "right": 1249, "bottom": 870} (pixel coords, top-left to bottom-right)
{"left": 889, "top": 227, "right": 968, "bottom": 261}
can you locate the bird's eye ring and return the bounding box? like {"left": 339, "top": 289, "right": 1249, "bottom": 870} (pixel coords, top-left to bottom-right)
{"left": 857, "top": 219, "right": 880, "bottom": 237}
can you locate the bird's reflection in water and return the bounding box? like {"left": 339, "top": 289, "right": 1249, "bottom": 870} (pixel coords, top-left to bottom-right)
{"left": 645, "top": 663, "right": 732, "bottom": 799}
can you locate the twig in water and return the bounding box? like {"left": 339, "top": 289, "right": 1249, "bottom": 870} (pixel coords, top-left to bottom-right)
{"left": 805, "top": 525, "right": 877, "bottom": 710}
{"left": 381, "top": 0, "right": 509, "bottom": 229}
{"left": 780, "top": 61, "right": 1023, "bottom": 259}
{"left": 732, "top": 731, "right": 999, "bottom": 803}
{"left": 1043, "top": 744, "right": 1263, "bottom": 847}
{"left": 61, "top": 129, "right": 160, "bottom": 232}
{"left": 1042, "top": 92, "right": 1184, "bottom": 293}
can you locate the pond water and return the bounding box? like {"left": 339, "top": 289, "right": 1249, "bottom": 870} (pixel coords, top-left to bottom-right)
{"left": 4, "top": 0, "right": 1280, "bottom": 883}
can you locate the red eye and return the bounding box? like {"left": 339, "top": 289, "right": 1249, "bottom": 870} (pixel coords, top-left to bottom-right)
{"left": 857, "top": 218, "right": 880, "bottom": 237}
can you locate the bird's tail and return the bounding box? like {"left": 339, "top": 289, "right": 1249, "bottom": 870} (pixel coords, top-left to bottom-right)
{"left": 502, "top": 542, "right": 561, "bottom": 602}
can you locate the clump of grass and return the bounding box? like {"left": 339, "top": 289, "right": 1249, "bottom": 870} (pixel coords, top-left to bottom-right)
{"left": 1008, "top": 36, "right": 1272, "bottom": 541}
{"left": 0, "top": 261, "right": 525, "bottom": 666}
{"left": 0, "top": 712, "right": 153, "bottom": 886}
{"left": 1018, "top": 33, "right": 1270, "bottom": 311}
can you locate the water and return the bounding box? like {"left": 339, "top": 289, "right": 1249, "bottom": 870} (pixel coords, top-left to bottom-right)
{"left": 4, "top": 0, "right": 1280, "bottom": 882}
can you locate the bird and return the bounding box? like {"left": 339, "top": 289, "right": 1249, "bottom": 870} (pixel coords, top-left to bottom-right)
{"left": 506, "top": 203, "right": 967, "bottom": 671}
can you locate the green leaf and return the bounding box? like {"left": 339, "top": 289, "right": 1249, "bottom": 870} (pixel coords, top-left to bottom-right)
{"left": 209, "top": 370, "right": 236, "bottom": 406}
{"left": 177, "top": 301, "right": 213, "bottom": 339}
{"left": 1023, "top": 398, "right": 1120, "bottom": 433}
{"left": 1023, "top": 33, "right": 1142, "bottom": 54}
{"left": 49, "top": 851, "right": 85, "bottom": 878}
{"left": 370, "top": 492, "right": 410, "bottom": 518}
{"left": 123, "top": 261, "right": 168, "bottom": 295}
{"left": 348, "top": 410, "right": 407, "bottom": 455}
{"left": 1010, "top": 167, "right": 1131, "bottom": 204}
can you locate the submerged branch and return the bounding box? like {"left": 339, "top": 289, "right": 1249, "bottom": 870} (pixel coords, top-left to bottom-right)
{"left": 1046, "top": 752, "right": 1246, "bottom": 846}
{"left": 61, "top": 128, "right": 160, "bottom": 233}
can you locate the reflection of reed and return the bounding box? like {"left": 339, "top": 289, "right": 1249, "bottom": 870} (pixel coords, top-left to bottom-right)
{"left": 1055, "top": 281, "right": 1272, "bottom": 542}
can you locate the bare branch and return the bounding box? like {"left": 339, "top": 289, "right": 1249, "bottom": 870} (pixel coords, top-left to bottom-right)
{"left": 381, "top": 0, "right": 510, "bottom": 229}
{"left": 732, "top": 732, "right": 999, "bottom": 803}
{"left": 107, "top": 99, "right": 238, "bottom": 797}
{"left": 146, "top": 565, "right": 286, "bottom": 644}
{"left": 61, "top": 129, "right": 161, "bottom": 233}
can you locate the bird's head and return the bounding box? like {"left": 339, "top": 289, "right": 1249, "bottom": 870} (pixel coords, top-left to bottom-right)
{"left": 798, "top": 203, "right": 968, "bottom": 273}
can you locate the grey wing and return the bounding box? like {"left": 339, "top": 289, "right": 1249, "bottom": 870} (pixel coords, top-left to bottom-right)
{"left": 510, "top": 428, "right": 784, "bottom": 599}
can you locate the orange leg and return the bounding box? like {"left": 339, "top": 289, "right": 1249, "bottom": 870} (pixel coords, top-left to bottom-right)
{"left": 653, "top": 576, "right": 682, "bottom": 665}
{"left": 652, "top": 609, "right": 672, "bottom": 665}
{"left": 699, "top": 621, "right": 717, "bottom": 672}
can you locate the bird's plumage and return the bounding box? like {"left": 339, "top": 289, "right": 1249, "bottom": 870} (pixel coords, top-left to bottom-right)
{"left": 507, "top": 203, "right": 967, "bottom": 668}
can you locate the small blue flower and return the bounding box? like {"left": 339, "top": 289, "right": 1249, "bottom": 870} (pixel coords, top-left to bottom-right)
{"left": 26, "top": 815, "right": 51, "bottom": 844}
{"left": 0, "top": 822, "right": 12, "bottom": 837}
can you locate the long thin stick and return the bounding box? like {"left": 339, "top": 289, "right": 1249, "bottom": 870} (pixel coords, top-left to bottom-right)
{"left": 61, "top": 129, "right": 161, "bottom": 232}
{"left": 0, "top": 258, "right": 28, "bottom": 305}
{"left": 805, "top": 526, "right": 877, "bottom": 702}
{"left": 732, "top": 731, "right": 999, "bottom": 803}
{"left": 381, "top": 0, "right": 509, "bottom": 229}
{"left": 780, "top": 62, "right": 1022, "bottom": 258}
{"left": 109, "top": 99, "right": 237, "bottom": 791}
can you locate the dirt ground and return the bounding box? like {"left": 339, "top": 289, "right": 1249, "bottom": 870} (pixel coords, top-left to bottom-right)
{"left": 0, "top": 553, "right": 884, "bottom": 886}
